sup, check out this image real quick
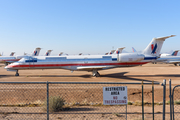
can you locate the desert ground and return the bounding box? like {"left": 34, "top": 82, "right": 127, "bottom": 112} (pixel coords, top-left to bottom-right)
{"left": 0, "top": 63, "right": 180, "bottom": 120}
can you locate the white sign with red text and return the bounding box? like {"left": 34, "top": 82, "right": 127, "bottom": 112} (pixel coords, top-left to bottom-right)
{"left": 103, "top": 86, "right": 127, "bottom": 105}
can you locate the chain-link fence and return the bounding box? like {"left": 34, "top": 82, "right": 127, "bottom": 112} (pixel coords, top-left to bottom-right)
{"left": 0, "top": 82, "right": 165, "bottom": 120}
{"left": 0, "top": 83, "right": 47, "bottom": 120}
{"left": 171, "top": 85, "right": 180, "bottom": 120}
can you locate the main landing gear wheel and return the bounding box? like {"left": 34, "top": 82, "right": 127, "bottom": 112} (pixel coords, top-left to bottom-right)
{"left": 15, "top": 70, "right": 19, "bottom": 76}
{"left": 92, "top": 70, "right": 100, "bottom": 77}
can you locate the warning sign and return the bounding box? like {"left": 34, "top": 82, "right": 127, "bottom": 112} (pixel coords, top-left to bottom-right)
{"left": 103, "top": 86, "right": 127, "bottom": 105}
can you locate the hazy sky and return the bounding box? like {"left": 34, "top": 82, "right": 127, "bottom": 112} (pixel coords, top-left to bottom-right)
{"left": 0, "top": 0, "right": 179, "bottom": 55}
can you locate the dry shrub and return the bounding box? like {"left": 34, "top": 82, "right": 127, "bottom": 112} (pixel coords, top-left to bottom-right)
{"left": 44, "top": 96, "right": 65, "bottom": 112}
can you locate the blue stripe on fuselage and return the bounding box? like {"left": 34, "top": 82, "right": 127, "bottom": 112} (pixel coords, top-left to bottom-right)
{"left": 112, "top": 58, "right": 117, "bottom": 61}
{"left": 144, "top": 57, "right": 157, "bottom": 60}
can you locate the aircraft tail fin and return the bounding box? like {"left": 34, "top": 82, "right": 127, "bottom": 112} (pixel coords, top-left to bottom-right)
{"left": 115, "top": 47, "right": 125, "bottom": 54}
{"left": 45, "top": 50, "right": 53, "bottom": 56}
{"left": 109, "top": 50, "right": 116, "bottom": 54}
{"left": 32, "top": 47, "right": 41, "bottom": 56}
{"left": 132, "top": 47, "right": 137, "bottom": 52}
{"left": 10, "top": 52, "right": 15, "bottom": 56}
{"left": 142, "top": 35, "right": 175, "bottom": 56}
{"left": 59, "top": 52, "right": 63, "bottom": 56}
{"left": 171, "top": 50, "right": 179, "bottom": 56}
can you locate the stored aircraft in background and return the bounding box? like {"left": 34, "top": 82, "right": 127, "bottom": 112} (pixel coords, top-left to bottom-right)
{"left": 0, "top": 52, "right": 15, "bottom": 56}
{"left": 10, "top": 52, "right": 15, "bottom": 56}
{"left": 5, "top": 35, "right": 175, "bottom": 76}
{"left": 160, "top": 50, "right": 179, "bottom": 57}
{"left": 152, "top": 52, "right": 180, "bottom": 66}
{"left": 0, "top": 47, "right": 41, "bottom": 66}
{"left": 105, "top": 47, "right": 125, "bottom": 55}
{"left": 45, "top": 50, "right": 53, "bottom": 56}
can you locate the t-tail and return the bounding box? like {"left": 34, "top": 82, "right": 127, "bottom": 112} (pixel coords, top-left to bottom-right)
{"left": 142, "top": 35, "right": 176, "bottom": 56}
{"left": 45, "top": 50, "right": 53, "bottom": 56}
{"left": 115, "top": 47, "right": 125, "bottom": 54}
{"left": 171, "top": 50, "right": 179, "bottom": 56}
{"left": 59, "top": 52, "right": 63, "bottom": 56}
{"left": 10, "top": 52, "right": 15, "bottom": 56}
{"left": 108, "top": 50, "right": 116, "bottom": 55}
{"left": 32, "top": 47, "right": 41, "bottom": 56}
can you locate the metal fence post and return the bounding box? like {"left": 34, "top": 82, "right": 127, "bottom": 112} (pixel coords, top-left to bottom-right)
{"left": 142, "top": 80, "right": 144, "bottom": 120}
{"left": 169, "top": 79, "right": 172, "bottom": 120}
{"left": 126, "top": 104, "right": 127, "bottom": 120}
{"left": 47, "top": 81, "right": 49, "bottom": 120}
{"left": 152, "top": 80, "right": 154, "bottom": 120}
{"left": 162, "top": 79, "right": 166, "bottom": 120}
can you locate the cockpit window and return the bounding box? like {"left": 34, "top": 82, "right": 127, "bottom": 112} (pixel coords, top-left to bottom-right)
{"left": 18, "top": 58, "right": 26, "bottom": 62}
{"left": 19, "top": 57, "right": 37, "bottom": 62}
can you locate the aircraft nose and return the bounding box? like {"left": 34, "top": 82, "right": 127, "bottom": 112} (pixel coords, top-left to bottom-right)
{"left": 4, "top": 65, "right": 12, "bottom": 69}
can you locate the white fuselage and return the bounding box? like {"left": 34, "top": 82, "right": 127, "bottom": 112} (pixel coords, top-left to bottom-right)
{"left": 5, "top": 53, "right": 156, "bottom": 71}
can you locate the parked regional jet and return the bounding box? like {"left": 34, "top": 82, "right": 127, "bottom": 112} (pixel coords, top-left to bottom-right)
{"left": 160, "top": 50, "right": 179, "bottom": 57}
{"left": 0, "top": 47, "right": 41, "bottom": 66}
{"left": 152, "top": 54, "right": 180, "bottom": 66}
{"left": 5, "top": 35, "right": 175, "bottom": 76}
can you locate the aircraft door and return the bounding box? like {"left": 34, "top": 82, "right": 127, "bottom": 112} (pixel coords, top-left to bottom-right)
{"left": 28, "top": 57, "right": 35, "bottom": 68}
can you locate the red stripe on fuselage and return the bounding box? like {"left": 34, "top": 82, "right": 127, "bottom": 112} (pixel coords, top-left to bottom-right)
{"left": 8, "top": 62, "right": 149, "bottom": 68}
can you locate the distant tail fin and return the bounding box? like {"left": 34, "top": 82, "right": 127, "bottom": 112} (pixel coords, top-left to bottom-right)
{"left": 142, "top": 35, "right": 175, "bottom": 56}
{"left": 132, "top": 47, "right": 137, "bottom": 52}
{"left": 109, "top": 50, "right": 116, "bottom": 54}
{"left": 45, "top": 50, "right": 53, "bottom": 56}
{"left": 32, "top": 47, "right": 41, "bottom": 56}
{"left": 59, "top": 52, "right": 63, "bottom": 56}
{"left": 171, "top": 50, "right": 179, "bottom": 56}
{"left": 115, "top": 47, "right": 125, "bottom": 54}
{"left": 10, "top": 52, "right": 15, "bottom": 56}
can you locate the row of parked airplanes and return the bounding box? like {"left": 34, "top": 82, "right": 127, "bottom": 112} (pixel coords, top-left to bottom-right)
{"left": 0, "top": 35, "right": 179, "bottom": 77}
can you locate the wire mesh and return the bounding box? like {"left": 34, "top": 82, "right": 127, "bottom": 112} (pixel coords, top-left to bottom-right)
{"left": 0, "top": 82, "right": 165, "bottom": 120}
{"left": 0, "top": 83, "right": 47, "bottom": 120}
{"left": 49, "top": 83, "right": 127, "bottom": 120}
{"left": 173, "top": 86, "right": 180, "bottom": 120}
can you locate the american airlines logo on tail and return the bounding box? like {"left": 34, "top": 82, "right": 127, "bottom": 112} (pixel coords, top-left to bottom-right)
{"left": 34, "top": 51, "right": 38, "bottom": 56}
{"left": 151, "top": 43, "right": 157, "bottom": 54}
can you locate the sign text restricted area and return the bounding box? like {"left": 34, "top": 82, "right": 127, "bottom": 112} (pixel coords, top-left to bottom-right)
{"left": 103, "top": 86, "right": 127, "bottom": 105}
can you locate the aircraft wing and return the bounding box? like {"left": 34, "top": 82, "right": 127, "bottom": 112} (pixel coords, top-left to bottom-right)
{"left": 77, "top": 66, "right": 111, "bottom": 71}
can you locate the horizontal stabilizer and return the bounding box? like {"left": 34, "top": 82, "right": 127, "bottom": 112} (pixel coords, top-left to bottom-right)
{"left": 155, "top": 35, "right": 176, "bottom": 41}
